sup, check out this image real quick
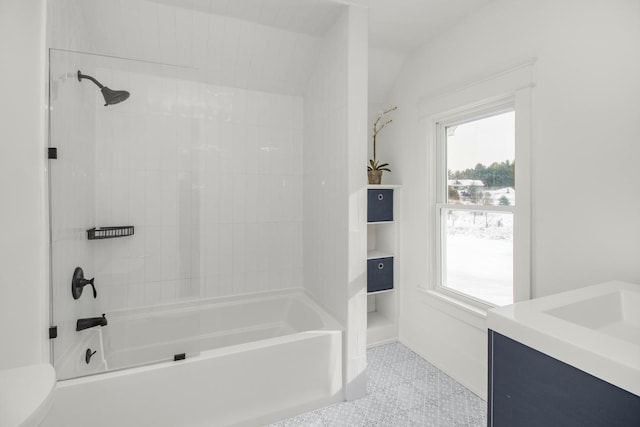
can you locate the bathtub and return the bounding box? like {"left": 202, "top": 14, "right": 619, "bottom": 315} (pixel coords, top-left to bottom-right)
{"left": 43, "top": 289, "right": 344, "bottom": 427}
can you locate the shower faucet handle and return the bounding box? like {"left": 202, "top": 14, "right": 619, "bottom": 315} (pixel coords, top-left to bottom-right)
{"left": 85, "top": 348, "right": 97, "bottom": 364}
{"left": 86, "top": 278, "right": 97, "bottom": 298}
{"left": 72, "top": 267, "right": 97, "bottom": 299}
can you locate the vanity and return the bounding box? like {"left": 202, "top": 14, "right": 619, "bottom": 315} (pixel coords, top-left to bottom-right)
{"left": 487, "top": 281, "right": 640, "bottom": 426}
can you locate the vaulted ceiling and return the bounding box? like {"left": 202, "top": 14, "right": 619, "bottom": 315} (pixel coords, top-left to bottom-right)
{"left": 368, "top": 0, "right": 493, "bottom": 53}
{"left": 149, "top": 0, "right": 493, "bottom": 53}
{"left": 91, "top": 0, "right": 495, "bottom": 101}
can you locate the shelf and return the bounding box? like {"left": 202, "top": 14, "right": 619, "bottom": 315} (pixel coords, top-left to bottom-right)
{"left": 366, "top": 184, "right": 400, "bottom": 347}
{"left": 367, "top": 250, "right": 393, "bottom": 260}
{"left": 367, "top": 311, "right": 393, "bottom": 329}
{"left": 368, "top": 288, "right": 395, "bottom": 296}
{"left": 367, "top": 311, "right": 398, "bottom": 347}
{"left": 87, "top": 226, "right": 134, "bottom": 240}
{"left": 367, "top": 184, "right": 402, "bottom": 189}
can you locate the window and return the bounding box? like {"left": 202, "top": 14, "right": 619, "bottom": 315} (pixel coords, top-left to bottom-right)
{"left": 436, "top": 108, "right": 516, "bottom": 307}
{"left": 419, "top": 61, "right": 533, "bottom": 314}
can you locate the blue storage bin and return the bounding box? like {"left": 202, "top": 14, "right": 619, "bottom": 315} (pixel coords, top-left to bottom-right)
{"left": 368, "top": 189, "right": 393, "bottom": 222}
{"left": 367, "top": 257, "right": 394, "bottom": 293}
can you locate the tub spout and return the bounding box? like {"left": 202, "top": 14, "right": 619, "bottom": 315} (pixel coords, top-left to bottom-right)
{"left": 76, "top": 314, "right": 107, "bottom": 331}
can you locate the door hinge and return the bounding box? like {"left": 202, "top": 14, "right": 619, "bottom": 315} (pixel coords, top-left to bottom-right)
{"left": 49, "top": 326, "right": 57, "bottom": 339}
{"left": 48, "top": 147, "right": 57, "bottom": 159}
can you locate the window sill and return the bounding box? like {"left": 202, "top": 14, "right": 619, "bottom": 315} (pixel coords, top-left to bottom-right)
{"left": 417, "top": 287, "right": 488, "bottom": 331}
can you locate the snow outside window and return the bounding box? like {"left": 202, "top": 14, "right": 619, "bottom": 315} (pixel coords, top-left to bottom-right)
{"left": 437, "top": 110, "right": 516, "bottom": 307}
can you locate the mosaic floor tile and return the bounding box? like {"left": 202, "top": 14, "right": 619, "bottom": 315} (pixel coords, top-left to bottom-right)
{"left": 269, "top": 342, "right": 486, "bottom": 427}
{"left": 316, "top": 401, "right": 364, "bottom": 427}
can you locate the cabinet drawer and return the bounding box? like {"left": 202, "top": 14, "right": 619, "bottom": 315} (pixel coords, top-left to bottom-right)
{"left": 367, "top": 189, "right": 393, "bottom": 222}
{"left": 367, "top": 257, "right": 394, "bottom": 293}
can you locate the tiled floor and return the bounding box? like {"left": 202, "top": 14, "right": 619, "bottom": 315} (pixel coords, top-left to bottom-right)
{"left": 270, "top": 342, "right": 486, "bottom": 427}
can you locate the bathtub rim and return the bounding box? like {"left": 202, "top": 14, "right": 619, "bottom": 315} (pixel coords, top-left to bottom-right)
{"left": 104, "top": 287, "right": 342, "bottom": 330}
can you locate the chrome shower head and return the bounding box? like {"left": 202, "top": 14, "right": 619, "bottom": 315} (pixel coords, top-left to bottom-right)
{"left": 77, "top": 70, "right": 130, "bottom": 106}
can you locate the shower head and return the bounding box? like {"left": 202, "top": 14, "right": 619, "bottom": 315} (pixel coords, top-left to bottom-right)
{"left": 77, "top": 70, "right": 130, "bottom": 106}
{"left": 101, "top": 86, "right": 130, "bottom": 106}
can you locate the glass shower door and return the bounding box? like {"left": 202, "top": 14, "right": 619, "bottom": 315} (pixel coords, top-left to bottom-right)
{"left": 49, "top": 49, "right": 202, "bottom": 379}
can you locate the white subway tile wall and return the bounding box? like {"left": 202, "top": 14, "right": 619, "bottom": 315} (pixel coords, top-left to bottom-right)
{"left": 92, "top": 74, "right": 305, "bottom": 310}
{"left": 49, "top": 0, "right": 322, "bottom": 95}
{"left": 302, "top": 11, "right": 351, "bottom": 324}
{"left": 51, "top": 56, "right": 304, "bottom": 320}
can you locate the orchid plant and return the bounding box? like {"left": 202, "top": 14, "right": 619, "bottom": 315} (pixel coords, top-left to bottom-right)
{"left": 368, "top": 105, "right": 397, "bottom": 173}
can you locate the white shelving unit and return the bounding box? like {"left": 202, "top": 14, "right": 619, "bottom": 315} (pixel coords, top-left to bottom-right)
{"left": 367, "top": 184, "right": 401, "bottom": 347}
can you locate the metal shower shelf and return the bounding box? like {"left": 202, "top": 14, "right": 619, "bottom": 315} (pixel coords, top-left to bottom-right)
{"left": 87, "top": 226, "right": 134, "bottom": 240}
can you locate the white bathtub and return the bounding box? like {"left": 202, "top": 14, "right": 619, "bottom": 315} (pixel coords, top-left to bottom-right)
{"left": 43, "top": 289, "right": 344, "bottom": 427}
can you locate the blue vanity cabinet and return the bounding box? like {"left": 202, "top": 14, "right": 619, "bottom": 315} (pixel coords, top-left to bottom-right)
{"left": 488, "top": 330, "right": 640, "bottom": 427}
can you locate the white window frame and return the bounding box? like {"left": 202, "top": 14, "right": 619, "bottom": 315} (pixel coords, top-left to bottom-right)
{"left": 435, "top": 102, "right": 517, "bottom": 309}
{"left": 418, "top": 60, "right": 534, "bottom": 324}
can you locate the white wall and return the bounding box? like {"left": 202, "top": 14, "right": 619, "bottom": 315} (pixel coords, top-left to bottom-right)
{"left": 191, "top": 86, "right": 304, "bottom": 299}
{"left": 0, "top": 0, "right": 47, "bottom": 370}
{"left": 368, "top": 48, "right": 405, "bottom": 172}
{"left": 385, "top": 0, "right": 640, "bottom": 398}
{"left": 303, "top": 9, "right": 350, "bottom": 319}
{"left": 48, "top": 0, "right": 323, "bottom": 95}
{"left": 303, "top": 5, "right": 368, "bottom": 400}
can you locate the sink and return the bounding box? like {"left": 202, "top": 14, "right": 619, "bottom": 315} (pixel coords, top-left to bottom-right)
{"left": 545, "top": 290, "right": 640, "bottom": 345}
{"left": 487, "top": 281, "right": 640, "bottom": 397}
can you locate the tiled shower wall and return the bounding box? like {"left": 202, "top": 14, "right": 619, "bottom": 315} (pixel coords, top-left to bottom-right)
{"left": 48, "top": 0, "right": 318, "bottom": 322}
{"left": 50, "top": 50, "right": 303, "bottom": 363}
{"left": 48, "top": 0, "right": 322, "bottom": 95}
{"left": 90, "top": 67, "right": 304, "bottom": 310}
{"left": 303, "top": 9, "right": 349, "bottom": 323}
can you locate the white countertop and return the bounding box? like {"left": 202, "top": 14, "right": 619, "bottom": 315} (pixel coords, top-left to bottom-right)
{"left": 0, "top": 363, "right": 56, "bottom": 427}
{"left": 487, "top": 280, "right": 640, "bottom": 397}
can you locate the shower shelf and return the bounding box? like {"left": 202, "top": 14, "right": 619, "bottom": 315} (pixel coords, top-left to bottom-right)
{"left": 87, "top": 226, "right": 134, "bottom": 240}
